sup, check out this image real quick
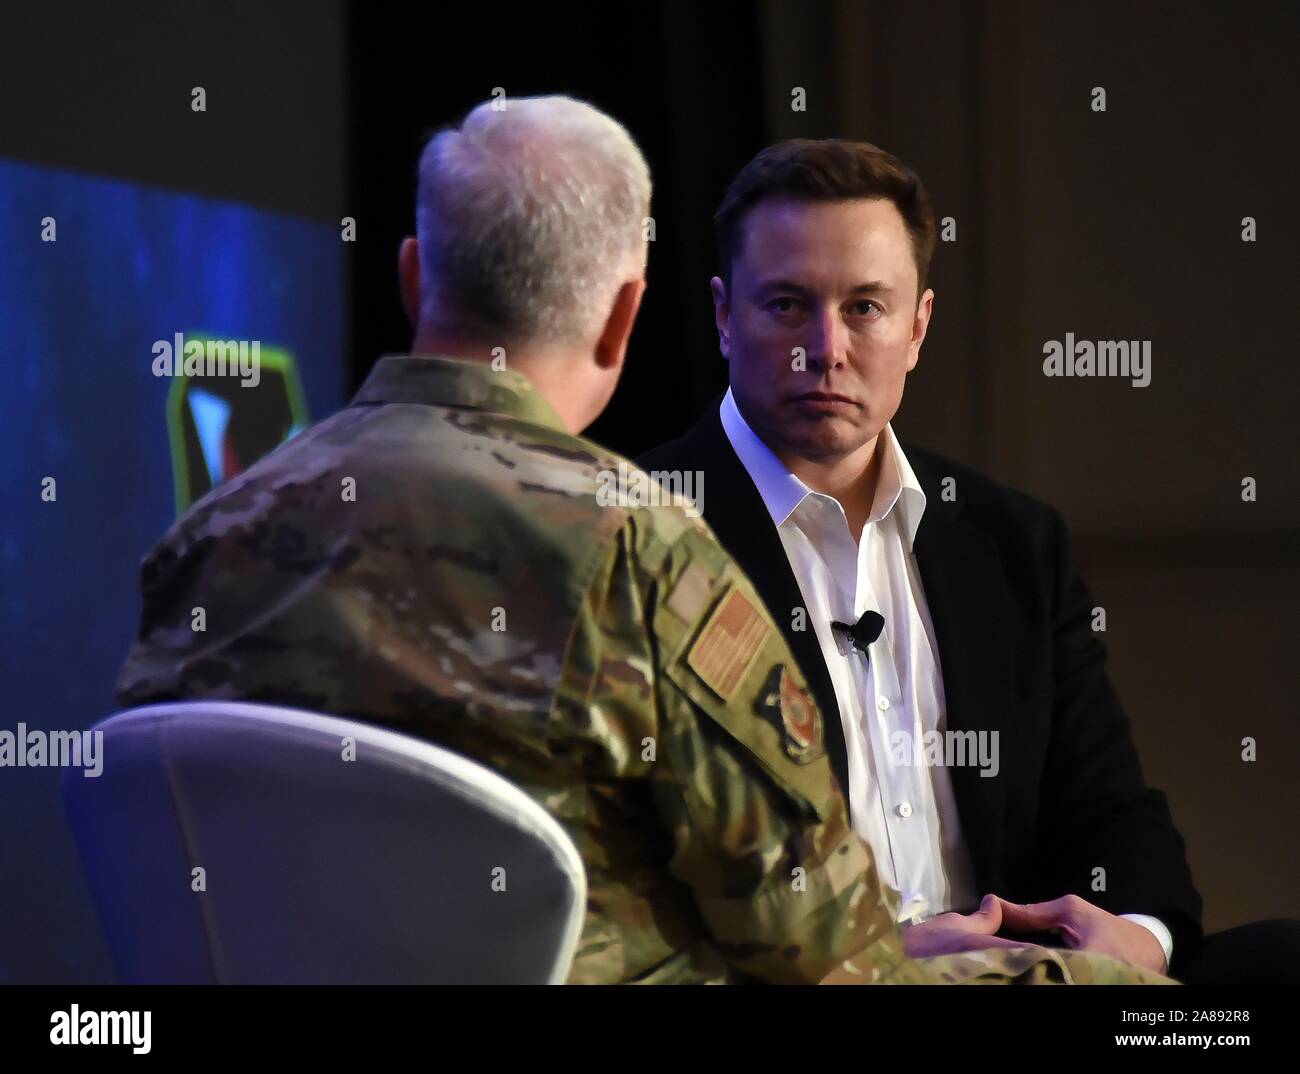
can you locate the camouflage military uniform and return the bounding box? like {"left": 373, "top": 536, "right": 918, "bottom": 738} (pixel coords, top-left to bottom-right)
{"left": 117, "top": 353, "right": 1172, "bottom": 985}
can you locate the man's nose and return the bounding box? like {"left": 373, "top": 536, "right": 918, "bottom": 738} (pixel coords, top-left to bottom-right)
{"left": 801, "top": 307, "right": 848, "bottom": 372}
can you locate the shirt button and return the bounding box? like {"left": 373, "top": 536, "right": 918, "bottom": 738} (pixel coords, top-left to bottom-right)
{"left": 896, "top": 802, "right": 913, "bottom": 818}
{"left": 876, "top": 696, "right": 890, "bottom": 711}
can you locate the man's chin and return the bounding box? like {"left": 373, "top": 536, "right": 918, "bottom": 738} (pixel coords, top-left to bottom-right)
{"left": 747, "top": 406, "right": 871, "bottom": 461}
{"left": 780, "top": 430, "right": 873, "bottom": 464}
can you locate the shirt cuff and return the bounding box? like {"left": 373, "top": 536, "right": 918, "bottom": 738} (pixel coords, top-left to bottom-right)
{"left": 1120, "top": 913, "right": 1173, "bottom": 970}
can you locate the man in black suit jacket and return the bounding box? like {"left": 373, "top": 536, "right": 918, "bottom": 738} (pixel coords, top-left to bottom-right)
{"left": 640, "top": 138, "right": 1214, "bottom": 978}
{"left": 643, "top": 395, "right": 1211, "bottom": 971}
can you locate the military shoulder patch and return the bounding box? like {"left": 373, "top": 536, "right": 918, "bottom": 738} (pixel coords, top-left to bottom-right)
{"left": 756, "top": 664, "right": 823, "bottom": 764}
{"left": 686, "top": 585, "right": 768, "bottom": 700}
{"left": 665, "top": 560, "right": 714, "bottom": 623}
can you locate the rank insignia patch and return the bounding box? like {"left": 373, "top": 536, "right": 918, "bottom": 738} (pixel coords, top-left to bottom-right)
{"left": 757, "top": 663, "right": 823, "bottom": 763}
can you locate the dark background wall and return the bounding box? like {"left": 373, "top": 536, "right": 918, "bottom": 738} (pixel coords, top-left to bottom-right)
{"left": 0, "top": 0, "right": 1295, "bottom": 981}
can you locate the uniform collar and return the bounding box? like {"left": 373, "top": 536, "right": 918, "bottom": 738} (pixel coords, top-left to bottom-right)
{"left": 350, "top": 353, "right": 567, "bottom": 432}
{"left": 719, "top": 387, "right": 927, "bottom": 552}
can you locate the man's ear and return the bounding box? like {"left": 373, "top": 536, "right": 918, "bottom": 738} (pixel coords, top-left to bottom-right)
{"left": 710, "top": 276, "right": 731, "bottom": 360}
{"left": 907, "top": 286, "right": 935, "bottom": 372}
{"left": 594, "top": 277, "right": 647, "bottom": 372}
{"left": 398, "top": 237, "right": 421, "bottom": 329}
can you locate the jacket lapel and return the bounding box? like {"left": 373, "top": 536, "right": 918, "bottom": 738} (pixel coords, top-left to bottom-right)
{"left": 904, "top": 444, "right": 1011, "bottom": 896}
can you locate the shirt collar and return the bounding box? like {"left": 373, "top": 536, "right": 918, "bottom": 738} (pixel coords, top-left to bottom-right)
{"left": 350, "top": 353, "right": 567, "bottom": 432}
{"left": 719, "top": 387, "right": 927, "bottom": 552}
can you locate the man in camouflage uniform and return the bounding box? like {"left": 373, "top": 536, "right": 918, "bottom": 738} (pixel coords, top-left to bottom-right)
{"left": 117, "top": 96, "right": 1170, "bottom": 985}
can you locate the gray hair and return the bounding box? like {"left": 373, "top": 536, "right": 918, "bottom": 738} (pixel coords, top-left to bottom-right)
{"left": 415, "top": 95, "right": 651, "bottom": 347}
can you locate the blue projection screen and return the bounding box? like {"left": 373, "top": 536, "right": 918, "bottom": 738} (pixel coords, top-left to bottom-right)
{"left": 0, "top": 158, "right": 346, "bottom": 981}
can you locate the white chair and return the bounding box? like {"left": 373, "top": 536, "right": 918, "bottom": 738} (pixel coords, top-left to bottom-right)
{"left": 62, "top": 702, "right": 586, "bottom": 984}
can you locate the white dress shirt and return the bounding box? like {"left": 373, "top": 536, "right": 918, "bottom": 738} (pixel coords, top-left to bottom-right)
{"left": 718, "top": 390, "right": 1173, "bottom": 966}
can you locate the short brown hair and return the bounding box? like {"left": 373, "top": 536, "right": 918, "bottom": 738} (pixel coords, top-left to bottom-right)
{"left": 714, "top": 139, "right": 937, "bottom": 302}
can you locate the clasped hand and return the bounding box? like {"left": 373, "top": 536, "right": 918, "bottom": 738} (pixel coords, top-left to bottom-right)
{"left": 899, "top": 893, "right": 1167, "bottom": 974}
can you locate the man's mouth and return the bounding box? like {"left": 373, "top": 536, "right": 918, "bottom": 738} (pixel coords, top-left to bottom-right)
{"left": 790, "top": 390, "right": 858, "bottom": 412}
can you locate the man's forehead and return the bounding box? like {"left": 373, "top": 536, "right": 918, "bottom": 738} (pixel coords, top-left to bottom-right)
{"left": 736, "top": 198, "right": 914, "bottom": 285}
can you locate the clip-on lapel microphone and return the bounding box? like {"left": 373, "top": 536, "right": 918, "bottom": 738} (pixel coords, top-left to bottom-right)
{"left": 831, "top": 610, "right": 885, "bottom": 659}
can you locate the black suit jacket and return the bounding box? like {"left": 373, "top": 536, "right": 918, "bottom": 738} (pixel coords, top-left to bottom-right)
{"left": 639, "top": 399, "right": 1203, "bottom": 969}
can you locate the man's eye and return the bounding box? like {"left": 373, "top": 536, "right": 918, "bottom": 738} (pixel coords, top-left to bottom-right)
{"left": 768, "top": 297, "right": 797, "bottom": 313}
{"left": 850, "top": 300, "right": 881, "bottom": 317}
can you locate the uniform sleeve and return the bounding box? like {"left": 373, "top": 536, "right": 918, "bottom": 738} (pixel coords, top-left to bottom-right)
{"left": 615, "top": 510, "right": 912, "bottom": 984}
